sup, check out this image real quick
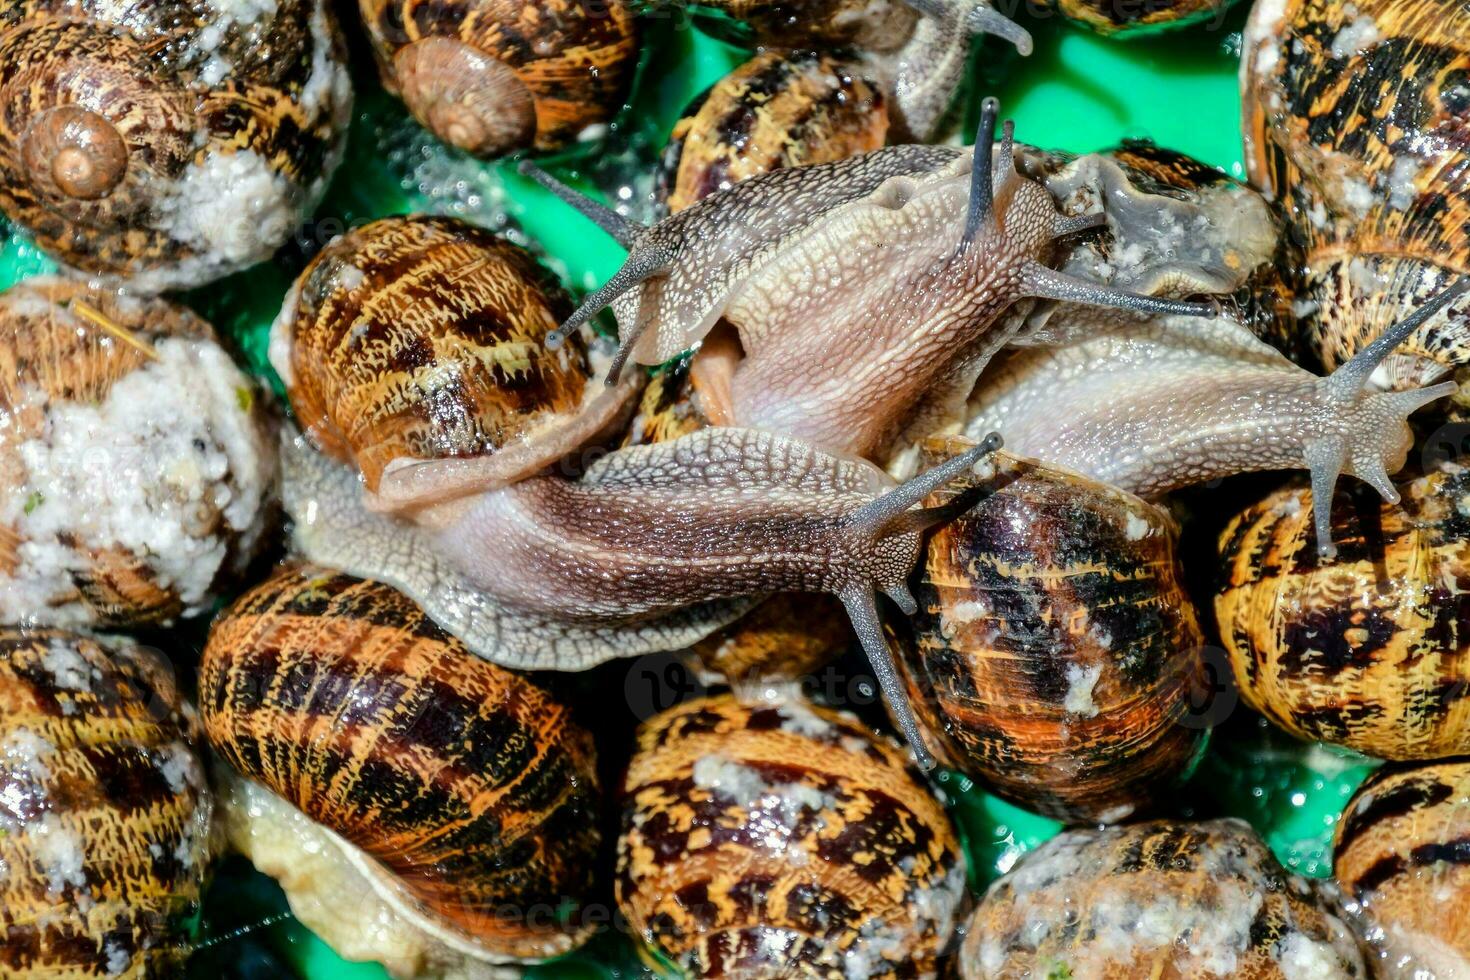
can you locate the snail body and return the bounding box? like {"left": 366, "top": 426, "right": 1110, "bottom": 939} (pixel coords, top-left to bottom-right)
{"left": 0, "top": 278, "right": 276, "bottom": 629}
{"left": 617, "top": 692, "right": 966, "bottom": 978}
{"left": 201, "top": 563, "right": 603, "bottom": 975}
{"left": 0, "top": 627, "right": 214, "bottom": 979}
{"left": 360, "top": 0, "right": 638, "bottom": 157}
{"left": 0, "top": 0, "right": 352, "bottom": 291}
{"left": 960, "top": 818, "right": 1367, "bottom": 978}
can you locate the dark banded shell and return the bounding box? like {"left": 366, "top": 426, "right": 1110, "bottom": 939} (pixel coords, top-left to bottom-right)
{"left": 961, "top": 819, "right": 1367, "bottom": 979}
{"left": 360, "top": 0, "right": 638, "bottom": 156}
{"left": 898, "top": 440, "right": 1209, "bottom": 824}
{"left": 1333, "top": 759, "right": 1470, "bottom": 976}
{"left": 1052, "top": 0, "right": 1237, "bottom": 36}
{"left": 1216, "top": 465, "right": 1470, "bottom": 760}
{"left": 0, "top": 627, "right": 213, "bottom": 980}
{"left": 659, "top": 50, "right": 888, "bottom": 214}
{"left": 700, "top": 0, "right": 918, "bottom": 50}
{"left": 199, "top": 562, "right": 602, "bottom": 967}
{"left": 616, "top": 693, "right": 966, "bottom": 978}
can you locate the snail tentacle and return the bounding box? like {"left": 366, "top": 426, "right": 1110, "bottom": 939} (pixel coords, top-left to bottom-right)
{"left": 518, "top": 160, "right": 646, "bottom": 248}
{"left": 850, "top": 432, "right": 1003, "bottom": 535}
{"left": 1325, "top": 277, "right": 1470, "bottom": 402}
{"left": 1051, "top": 212, "right": 1108, "bottom": 238}
{"left": 1020, "top": 262, "right": 1220, "bottom": 319}
{"left": 962, "top": 98, "right": 1001, "bottom": 246}
{"left": 900, "top": 0, "right": 1034, "bottom": 54}
{"left": 552, "top": 245, "right": 676, "bottom": 353}
{"left": 843, "top": 584, "right": 937, "bottom": 771}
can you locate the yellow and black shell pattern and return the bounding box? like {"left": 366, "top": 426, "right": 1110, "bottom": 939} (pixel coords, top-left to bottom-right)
{"left": 1216, "top": 464, "right": 1470, "bottom": 760}
{"left": 0, "top": 627, "right": 214, "bottom": 979}
{"left": 1051, "top": 0, "right": 1237, "bottom": 37}
{"left": 616, "top": 692, "right": 966, "bottom": 978}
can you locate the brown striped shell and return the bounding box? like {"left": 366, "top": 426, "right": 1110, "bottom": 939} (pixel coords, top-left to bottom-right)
{"left": 360, "top": 0, "right": 638, "bottom": 157}
{"left": 270, "top": 215, "right": 639, "bottom": 512}
{"left": 896, "top": 439, "right": 1209, "bottom": 824}
{"left": 616, "top": 692, "right": 966, "bottom": 978}
{"left": 658, "top": 50, "right": 888, "bottom": 214}
{"left": 1333, "top": 758, "right": 1470, "bottom": 977}
{"left": 960, "top": 818, "right": 1368, "bottom": 979}
{"left": 0, "top": 1, "right": 352, "bottom": 292}
{"left": 1215, "top": 464, "right": 1470, "bottom": 760}
{"left": 1241, "top": 0, "right": 1470, "bottom": 399}
{"left": 1052, "top": 0, "right": 1236, "bottom": 36}
{"left": 0, "top": 278, "right": 277, "bottom": 630}
{"left": 200, "top": 562, "right": 602, "bottom": 973}
{"left": 699, "top": 0, "right": 918, "bottom": 51}
{"left": 0, "top": 627, "right": 214, "bottom": 980}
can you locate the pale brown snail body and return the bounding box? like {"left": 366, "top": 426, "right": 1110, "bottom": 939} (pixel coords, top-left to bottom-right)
{"left": 0, "top": 0, "right": 352, "bottom": 291}
{"left": 0, "top": 278, "right": 277, "bottom": 629}
{"left": 201, "top": 562, "right": 603, "bottom": 976}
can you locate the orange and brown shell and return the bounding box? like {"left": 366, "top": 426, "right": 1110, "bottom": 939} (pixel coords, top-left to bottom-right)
{"left": 0, "top": 278, "right": 277, "bottom": 630}
{"left": 897, "top": 440, "right": 1209, "bottom": 824}
{"left": 658, "top": 50, "right": 888, "bottom": 214}
{"left": 0, "top": 0, "right": 352, "bottom": 291}
{"left": 1333, "top": 758, "right": 1470, "bottom": 977}
{"left": 1241, "top": 0, "right": 1470, "bottom": 399}
{"left": 0, "top": 627, "right": 214, "bottom": 980}
{"left": 1216, "top": 464, "right": 1470, "bottom": 760}
{"left": 960, "top": 818, "right": 1368, "bottom": 979}
{"left": 360, "top": 0, "right": 638, "bottom": 157}
{"left": 700, "top": 0, "right": 917, "bottom": 51}
{"left": 199, "top": 562, "right": 603, "bottom": 970}
{"left": 271, "top": 215, "right": 638, "bottom": 510}
{"left": 1052, "top": 0, "right": 1236, "bottom": 36}
{"left": 616, "top": 693, "right": 966, "bottom": 978}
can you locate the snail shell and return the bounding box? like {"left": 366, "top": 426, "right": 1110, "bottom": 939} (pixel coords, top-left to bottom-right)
{"left": 269, "top": 214, "right": 639, "bottom": 513}
{"left": 1241, "top": 0, "right": 1470, "bottom": 394}
{"left": 960, "top": 818, "right": 1368, "bottom": 978}
{"left": 1052, "top": 0, "right": 1236, "bottom": 35}
{"left": 616, "top": 692, "right": 966, "bottom": 977}
{"left": 0, "top": 627, "right": 214, "bottom": 979}
{"left": 0, "top": 1, "right": 352, "bottom": 291}
{"left": 0, "top": 278, "right": 277, "bottom": 629}
{"left": 200, "top": 562, "right": 602, "bottom": 974}
{"left": 659, "top": 50, "right": 889, "bottom": 214}
{"left": 1216, "top": 463, "right": 1470, "bottom": 760}
{"left": 360, "top": 0, "right": 638, "bottom": 156}
{"left": 1334, "top": 758, "right": 1470, "bottom": 977}
{"left": 897, "top": 438, "right": 1209, "bottom": 824}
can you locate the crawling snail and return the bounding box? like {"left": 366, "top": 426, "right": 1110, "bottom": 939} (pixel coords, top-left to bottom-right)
{"left": 359, "top": 0, "right": 638, "bottom": 157}
{"left": 617, "top": 692, "right": 966, "bottom": 977}
{"left": 0, "top": 278, "right": 277, "bottom": 629}
{"left": 1216, "top": 460, "right": 1470, "bottom": 760}
{"left": 896, "top": 438, "right": 1210, "bottom": 824}
{"left": 0, "top": 0, "right": 352, "bottom": 291}
{"left": 960, "top": 818, "right": 1368, "bottom": 978}
{"left": 1334, "top": 758, "right": 1470, "bottom": 977}
{"left": 0, "top": 627, "right": 214, "bottom": 978}
{"left": 201, "top": 563, "right": 603, "bottom": 975}
{"left": 1241, "top": 0, "right": 1470, "bottom": 400}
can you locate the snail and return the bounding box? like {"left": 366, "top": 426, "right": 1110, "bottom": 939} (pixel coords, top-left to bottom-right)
{"left": 359, "top": 0, "right": 638, "bottom": 158}
{"left": 616, "top": 691, "right": 966, "bottom": 978}
{"left": 0, "top": 0, "right": 353, "bottom": 292}
{"left": 1241, "top": 0, "right": 1470, "bottom": 398}
{"left": 0, "top": 627, "right": 214, "bottom": 978}
{"left": 658, "top": 50, "right": 889, "bottom": 214}
{"left": 1052, "top": 0, "right": 1237, "bottom": 36}
{"left": 1215, "top": 459, "right": 1470, "bottom": 760}
{"left": 200, "top": 562, "right": 603, "bottom": 976}
{"left": 0, "top": 278, "right": 277, "bottom": 630}
{"left": 1333, "top": 758, "right": 1470, "bottom": 977}
{"left": 894, "top": 437, "right": 1210, "bottom": 824}
{"left": 268, "top": 214, "right": 640, "bottom": 513}
{"left": 961, "top": 818, "right": 1368, "bottom": 978}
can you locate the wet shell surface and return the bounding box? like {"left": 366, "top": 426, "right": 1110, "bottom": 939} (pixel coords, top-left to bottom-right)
{"left": 360, "top": 0, "right": 638, "bottom": 156}
{"left": 1333, "top": 758, "right": 1470, "bottom": 978}
{"left": 960, "top": 818, "right": 1368, "bottom": 978}
{"left": 1216, "top": 462, "right": 1470, "bottom": 760}
{"left": 0, "top": 0, "right": 352, "bottom": 291}
{"left": 0, "top": 627, "right": 214, "bottom": 979}
{"left": 1052, "top": 0, "right": 1237, "bottom": 36}
{"left": 0, "top": 278, "right": 277, "bottom": 630}
{"left": 200, "top": 562, "right": 603, "bottom": 975}
{"left": 616, "top": 692, "right": 966, "bottom": 978}
{"left": 899, "top": 440, "right": 1209, "bottom": 824}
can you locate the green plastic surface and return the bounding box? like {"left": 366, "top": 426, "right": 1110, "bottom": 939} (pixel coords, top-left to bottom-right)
{"left": 0, "top": 2, "right": 1377, "bottom": 976}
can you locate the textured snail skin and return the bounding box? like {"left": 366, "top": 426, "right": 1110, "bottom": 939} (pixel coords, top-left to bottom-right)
{"left": 616, "top": 693, "right": 966, "bottom": 978}
{"left": 201, "top": 563, "right": 602, "bottom": 972}
{"left": 0, "top": 628, "right": 214, "bottom": 980}
{"left": 1334, "top": 760, "right": 1470, "bottom": 978}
